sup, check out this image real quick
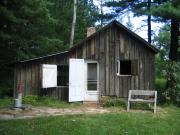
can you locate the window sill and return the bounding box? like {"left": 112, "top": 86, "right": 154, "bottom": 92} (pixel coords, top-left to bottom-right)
{"left": 57, "top": 86, "right": 68, "bottom": 88}
{"left": 117, "top": 74, "right": 132, "bottom": 77}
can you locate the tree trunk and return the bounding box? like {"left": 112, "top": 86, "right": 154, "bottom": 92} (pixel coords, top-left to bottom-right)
{"left": 169, "top": 19, "right": 179, "bottom": 61}
{"left": 100, "top": 0, "right": 103, "bottom": 27}
{"left": 147, "top": 0, "right": 151, "bottom": 44}
{"left": 70, "top": 0, "right": 77, "bottom": 48}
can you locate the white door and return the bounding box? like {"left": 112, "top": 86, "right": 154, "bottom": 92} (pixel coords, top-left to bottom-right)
{"left": 69, "top": 59, "right": 84, "bottom": 102}
{"left": 84, "top": 61, "right": 99, "bottom": 101}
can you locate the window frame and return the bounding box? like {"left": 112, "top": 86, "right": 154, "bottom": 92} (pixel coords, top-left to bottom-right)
{"left": 116, "top": 60, "right": 135, "bottom": 76}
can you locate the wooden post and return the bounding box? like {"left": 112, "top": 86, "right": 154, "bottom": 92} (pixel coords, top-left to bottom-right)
{"left": 154, "top": 91, "right": 157, "bottom": 113}
{"left": 127, "top": 90, "right": 131, "bottom": 112}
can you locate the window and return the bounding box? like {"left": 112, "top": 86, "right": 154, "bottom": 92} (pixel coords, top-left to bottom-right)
{"left": 87, "top": 63, "right": 97, "bottom": 91}
{"left": 117, "top": 60, "right": 138, "bottom": 76}
{"left": 57, "top": 65, "right": 69, "bottom": 86}
{"left": 42, "top": 64, "right": 69, "bottom": 88}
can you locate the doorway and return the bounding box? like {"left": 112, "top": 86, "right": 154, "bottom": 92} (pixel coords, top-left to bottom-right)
{"left": 84, "top": 61, "right": 99, "bottom": 101}
{"left": 68, "top": 59, "right": 99, "bottom": 102}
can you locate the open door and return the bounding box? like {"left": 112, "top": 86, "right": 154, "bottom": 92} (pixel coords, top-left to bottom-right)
{"left": 42, "top": 64, "right": 57, "bottom": 88}
{"left": 69, "top": 59, "right": 84, "bottom": 102}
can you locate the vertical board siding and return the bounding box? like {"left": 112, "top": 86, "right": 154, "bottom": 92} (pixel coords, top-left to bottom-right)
{"left": 105, "top": 30, "right": 109, "bottom": 95}
{"left": 14, "top": 24, "right": 156, "bottom": 99}
{"left": 109, "top": 27, "right": 115, "bottom": 96}
{"left": 115, "top": 28, "right": 120, "bottom": 96}
{"left": 99, "top": 32, "right": 106, "bottom": 96}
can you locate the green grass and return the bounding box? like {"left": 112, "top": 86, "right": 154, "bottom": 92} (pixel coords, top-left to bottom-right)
{"left": 0, "top": 97, "right": 13, "bottom": 109}
{"left": 0, "top": 106, "right": 180, "bottom": 135}
{"left": 103, "top": 98, "right": 153, "bottom": 110}
{"left": 22, "top": 95, "right": 81, "bottom": 108}
{"left": 0, "top": 96, "right": 80, "bottom": 109}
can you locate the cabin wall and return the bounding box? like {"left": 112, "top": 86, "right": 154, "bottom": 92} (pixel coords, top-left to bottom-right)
{"left": 14, "top": 25, "right": 156, "bottom": 99}
{"left": 69, "top": 25, "right": 156, "bottom": 98}
{"left": 14, "top": 54, "right": 69, "bottom": 100}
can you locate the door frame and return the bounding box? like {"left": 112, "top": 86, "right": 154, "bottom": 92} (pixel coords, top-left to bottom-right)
{"left": 84, "top": 60, "right": 99, "bottom": 101}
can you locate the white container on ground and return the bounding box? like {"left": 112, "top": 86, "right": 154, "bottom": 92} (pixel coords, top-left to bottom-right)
{"left": 15, "top": 93, "right": 22, "bottom": 108}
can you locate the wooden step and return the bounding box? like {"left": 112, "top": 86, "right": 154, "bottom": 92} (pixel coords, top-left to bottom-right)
{"left": 83, "top": 101, "right": 101, "bottom": 108}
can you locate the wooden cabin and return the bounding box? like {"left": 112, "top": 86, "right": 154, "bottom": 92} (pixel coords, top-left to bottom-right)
{"left": 13, "top": 20, "right": 158, "bottom": 102}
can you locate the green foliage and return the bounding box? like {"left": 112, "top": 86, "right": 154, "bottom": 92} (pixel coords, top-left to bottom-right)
{"left": 103, "top": 98, "right": 152, "bottom": 110}
{"left": 155, "top": 78, "right": 167, "bottom": 91}
{"left": 22, "top": 95, "right": 80, "bottom": 108}
{"left": 0, "top": 95, "right": 80, "bottom": 109}
{"left": 22, "top": 95, "right": 38, "bottom": 105}
{"left": 0, "top": 0, "right": 99, "bottom": 97}
{"left": 166, "top": 62, "right": 180, "bottom": 106}
{"left": 155, "top": 78, "right": 167, "bottom": 104}
{"left": 0, "top": 97, "right": 13, "bottom": 109}
{"left": 152, "top": 1, "right": 180, "bottom": 20}
{"left": 0, "top": 80, "right": 13, "bottom": 98}
{"left": 130, "top": 102, "right": 152, "bottom": 110}
{"left": 103, "top": 98, "right": 127, "bottom": 108}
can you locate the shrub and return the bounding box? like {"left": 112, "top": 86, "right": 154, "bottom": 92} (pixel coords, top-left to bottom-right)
{"left": 0, "top": 80, "right": 13, "bottom": 98}
{"left": 155, "top": 78, "right": 167, "bottom": 104}
{"left": 166, "top": 62, "right": 180, "bottom": 106}
{"left": 103, "top": 98, "right": 127, "bottom": 108}
{"left": 130, "top": 102, "right": 152, "bottom": 110}
{"left": 0, "top": 97, "right": 13, "bottom": 109}
{"left": 22, "top": 95, "right": 38, "bottom": 105}
{"left": 22, "top": 95, "right": 80, "bottom": 108}
{"left": 103, "top": 98, "right": 153, "bottom": 110}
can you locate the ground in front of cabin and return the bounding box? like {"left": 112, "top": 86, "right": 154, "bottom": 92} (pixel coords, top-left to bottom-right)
{"left": 0, "top": 105, "right": 180, "bottom": 135}
{"left": 0, "top": 97, "right": 180, "bottom": 135}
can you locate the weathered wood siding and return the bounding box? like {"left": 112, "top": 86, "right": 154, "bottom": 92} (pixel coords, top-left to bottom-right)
{"left": 14, "top": 53, "right": 69, "bottom": 99}
{"left": 69, "top": 25, "right": 155, "bottom": 98}
{"left": 14, "top": 24, "right": 156, "bottom": 99}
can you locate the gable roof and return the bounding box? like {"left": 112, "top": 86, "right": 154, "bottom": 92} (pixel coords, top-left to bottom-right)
{"left": 70, "top": 20, "right": 159, "bottom": 53}
{"left": 15, "top": 20, "right": 159, "bottom": 64}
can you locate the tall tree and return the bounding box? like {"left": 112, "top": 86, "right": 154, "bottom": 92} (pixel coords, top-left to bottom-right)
{"left": 70, "top": 0, "right": 77, "bottom": 48}
{"left": 105, "top": 0, "right": 164, "bottom": 43}
{"left": 147, "top": 0, "right": 151, "bottom": 43}
{"left": 0, "top": 0, "right": 99, "bottom": 97}
{"left": 152, "top": 0, "right": 180, "bottom": 61}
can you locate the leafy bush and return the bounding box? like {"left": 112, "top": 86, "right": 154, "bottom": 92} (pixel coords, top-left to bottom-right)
{"left": 155, "top": 78, "right": 167, "bottom": 90}
{"left": 130, "top": 102, "right": 152, "bottom": 110}
{"left": 155, "top": 78, "right": 167, "bottom": 104}
{"left": 22, "top": 95, "right": 80, "bottom": 108}
{"left": 166, "top": 62, "right": 180, "bottom": 106}
{"left": 22, "top": 95, "right": 38, "bottom": 105}
{"left": 0, "top": 97, "right": 13, "bottom": 109}
{"left": 0, "top": 80, "right": 13, "bottom": 98}
{"left": 103, "top": 98, "right": 153, "bottom": 110}
{"left": 103, "top": 98, "right": 127, "bottom": 108}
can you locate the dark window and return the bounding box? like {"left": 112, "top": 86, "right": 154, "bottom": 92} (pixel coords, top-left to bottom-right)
{"left": 57, "top": 65, "right": 69, "bottom": 86}
{"left": 117, "top": 60, "right": 138, "bottom": 76}
{"left": 120, "top": 60, "right": 131, "bottom": 75}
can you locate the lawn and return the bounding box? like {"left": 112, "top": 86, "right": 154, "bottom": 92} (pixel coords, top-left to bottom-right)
{"left": 0, "top": 106, "right": 180, "bottom": 135}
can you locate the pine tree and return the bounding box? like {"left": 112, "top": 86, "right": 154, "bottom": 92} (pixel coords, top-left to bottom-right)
{"left": 152, "top": 0, "right": 180, "bottom": 61}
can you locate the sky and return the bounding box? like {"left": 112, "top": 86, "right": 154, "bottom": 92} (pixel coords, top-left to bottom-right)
{"left": 93, "top": 0, "right": 164, "bottom": 42}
